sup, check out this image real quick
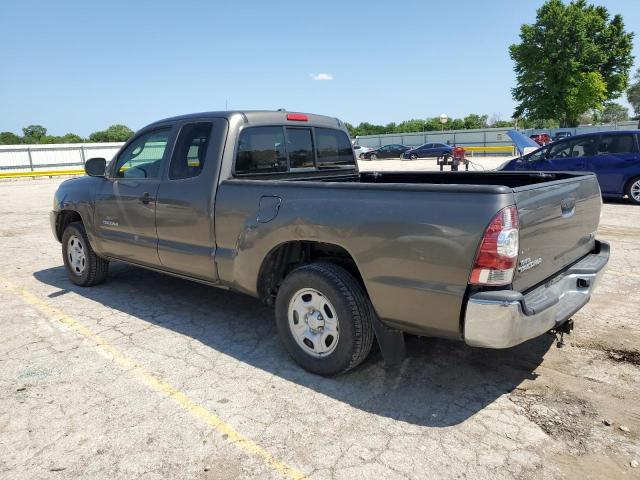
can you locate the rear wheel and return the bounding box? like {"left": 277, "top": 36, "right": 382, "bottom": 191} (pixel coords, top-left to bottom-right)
{"left": 626, "top": 177, "right": 640, "bottom": 205}
{"left": 275, "top": 262, "right": 374, "bottom": 376}
{"left": 62, "top": 222, "right": 109, "bottom": 286}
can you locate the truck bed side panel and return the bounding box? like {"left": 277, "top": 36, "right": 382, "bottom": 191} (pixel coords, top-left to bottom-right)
{"left": 214, "top": 180, "right": 511, "bottom": 339}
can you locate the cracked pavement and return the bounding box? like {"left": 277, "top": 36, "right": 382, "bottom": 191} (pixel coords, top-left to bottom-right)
{"left": 0, "top": 178, "right": 639, "bottom": 479}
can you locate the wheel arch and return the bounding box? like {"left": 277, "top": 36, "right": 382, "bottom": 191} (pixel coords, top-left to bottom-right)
{"left": 55, "top": 209, "right": 85, "bottom": 242}
{"left": 256, "top": 240, "right": 366, "bottom": 306}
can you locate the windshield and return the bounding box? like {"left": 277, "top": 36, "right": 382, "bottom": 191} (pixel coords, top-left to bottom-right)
{"left": 522, "top": 146, "right": 548, "bottom": 162}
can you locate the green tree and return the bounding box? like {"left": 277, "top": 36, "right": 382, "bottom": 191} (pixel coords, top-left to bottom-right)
{"left": 510, "top": 0, "right": 634, "bottom": 127}
{"left": 22, "top": 124, "right": 47, "bottom": 143}
{"left": 89, "top": 124, "right": 134, "bottom": 142}
{"left": 600, "top": 102, "right": 629, "bottom": 123}
{"left": 0, "top": 131, "right": 22, "bottom": 144}
{"left": 60, "top": 133, "right": 84, "bottom": 143}
{"left": 628, "top": 67, "right": 640, "bottom": 117}
{"left": 463, "top": 114, "right": 488, "bottom": 130}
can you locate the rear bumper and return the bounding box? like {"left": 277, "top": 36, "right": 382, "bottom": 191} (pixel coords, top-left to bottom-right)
{"left": 463, "top": 240, "right": 609, "bottom": 349}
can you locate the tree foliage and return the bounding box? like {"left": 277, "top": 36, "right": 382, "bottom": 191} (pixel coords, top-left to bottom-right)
{"left": 0, "top": 124, "right": 135, "bottom": 145}
{"left": 22, "top": 125, "right": 47, "bottom": 143}
{"left": 88, "top": 124, "right": 134, "bottom": 142}
{"left": 345, "top": 114, "right": 492, "bottom": 137}
{"left": 510, "top": 0, "right": 634, "bottom": 127}
{"left": 0, "top": 132, "right": 22, "bottom": 145}
{"left": 600, "top": 102, "right": 629, "bottom": 123}
{"left": 628, "top": 67, "right": 640, "bottom": 117}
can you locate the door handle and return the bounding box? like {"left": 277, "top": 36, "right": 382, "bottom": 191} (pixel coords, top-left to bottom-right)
{"left": 140, "top": 192, "right": 151, "bottom": 205}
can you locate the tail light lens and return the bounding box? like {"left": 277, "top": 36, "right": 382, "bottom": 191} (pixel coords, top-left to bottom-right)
{"left": 286, "top": 113, "right": 308, "bottom": 121}
{"left": 470, "top": 205, "right": 519, "bottom": 286}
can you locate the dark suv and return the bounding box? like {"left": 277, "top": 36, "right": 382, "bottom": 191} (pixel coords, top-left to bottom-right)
{"left": 500, "top": 130, "right": 640, "bottom": 204}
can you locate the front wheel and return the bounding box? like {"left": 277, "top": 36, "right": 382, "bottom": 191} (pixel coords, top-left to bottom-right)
{"left": 275, "top": 263, "right": 374, "bottom": 376}
{"left": 62, "top": 222, "right": 109, "bottom": 286}
{"left": 626, "top": 177, "right": 640, "bottom": 205}
{"left": 370, "top": 153, "right": 378, "bottom": 161}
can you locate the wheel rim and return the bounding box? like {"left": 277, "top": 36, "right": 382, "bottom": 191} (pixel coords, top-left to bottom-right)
{"left": 288, "top": 288, "right": 339, "bottom": 357}
{"left": 371, "top": 154, "right": 377, "bottom": 160}
{"left": 631, "top": 180, "right": 640, "bottom": 202}
{"left": 410, "top": 154, "right": 417, "bottom": 160}
{"left": 67, "top": 234, "right": 86, "bottom": 275}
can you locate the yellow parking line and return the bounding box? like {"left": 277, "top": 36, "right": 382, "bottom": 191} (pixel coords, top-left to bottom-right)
{"left": 1, "top": 279, "right": 307, "bottom": 480}
{"left": 0, "top": 169, "right": 85, "bottom": 179}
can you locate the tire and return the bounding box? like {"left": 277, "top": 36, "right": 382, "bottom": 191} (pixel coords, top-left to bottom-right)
{"left": 626, "top": 176, "right": 640, "bottom": 205}
{"left": 410, "top": 154, "right": 418, "bottom": 160}
{"left": 61, "top": 222, "right": 109, "bottom": 287}
{"left": 275, "top": 262, "right": 375, "bottom": 376}
{"left": 370, "top": 153, "right": 378, "bottom": 161}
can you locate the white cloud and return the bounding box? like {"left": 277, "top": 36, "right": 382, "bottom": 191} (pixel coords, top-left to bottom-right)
{"left": 310, "top": 73, "right": 334, "bottom": 81}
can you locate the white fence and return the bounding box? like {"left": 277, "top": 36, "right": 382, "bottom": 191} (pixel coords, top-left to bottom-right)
{"left": 0, "top": 143, "right": 124, "bottom": 173}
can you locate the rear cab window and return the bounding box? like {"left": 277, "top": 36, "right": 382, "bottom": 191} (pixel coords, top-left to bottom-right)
{"left": 234, "top": 125, "right": 355, "bottom": 175}
{"left": 315, "top": 128, "right": 355, "bottom": 169}
{"left": 235, "top": 127, "right": 288, "bottom": 174}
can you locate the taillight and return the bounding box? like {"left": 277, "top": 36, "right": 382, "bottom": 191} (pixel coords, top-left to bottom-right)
{"left": 287, "top": 113, "right": 308, "bottom": 121}
{"left": 470, "top": 205, "right": 519, "bottom": 286}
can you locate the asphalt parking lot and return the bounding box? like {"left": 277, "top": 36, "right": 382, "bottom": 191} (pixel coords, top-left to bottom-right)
{"left": 1, "top": 175, "right": 639, "bottom": 480}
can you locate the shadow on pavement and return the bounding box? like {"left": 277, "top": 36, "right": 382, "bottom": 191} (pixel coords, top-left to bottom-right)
{"left": 34, "top": 263, "right": 553, "bottom": 427}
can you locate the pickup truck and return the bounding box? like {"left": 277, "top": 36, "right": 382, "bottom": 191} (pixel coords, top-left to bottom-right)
{"left": 51, "top": 111, "right": 609, "bottom": 376}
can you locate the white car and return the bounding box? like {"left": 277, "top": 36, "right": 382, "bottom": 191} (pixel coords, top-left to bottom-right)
{"left": 352, "top": 144, "right": 374, "bottom": 159}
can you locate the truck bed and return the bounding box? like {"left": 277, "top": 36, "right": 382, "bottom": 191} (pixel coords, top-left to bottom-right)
{"left": 216, "top": 170, "right": 602, "bottom": 338}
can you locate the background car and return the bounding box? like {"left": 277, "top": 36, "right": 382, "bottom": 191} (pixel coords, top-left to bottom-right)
{"left": 553, "top": 131, "right": 572, "bottom": 141}
{"left": 401, "top": 142, "right": 453, "bottom": 160}
{"left": 500, "top": 130, "right": 640, "bottom": 204}
{"left": 530, "top": 133, "right": 552, "bottom": 145}
{"left": 352, "top": 144, "right": 374, "bottom": 159}
{"left": 361, "top": 144, "right": 411, "bottom": 160}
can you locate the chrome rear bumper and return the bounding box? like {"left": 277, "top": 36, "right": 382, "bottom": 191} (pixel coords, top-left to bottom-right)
{"left": 463, "top": 241, "right": 609, "bottom": 349}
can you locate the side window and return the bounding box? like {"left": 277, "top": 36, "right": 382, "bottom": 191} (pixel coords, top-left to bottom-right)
{"left": 115, "top": 128, "right": 171, "bottom": 179}
{"left": 236, "top": 127, "right": 287, "bottom": 174}
{"left": 286, "top": 128, "right": 315, "bottom": 169}
{"left": 598, "top": 134, "right": 637, "bottom": 154}
{"left": 315, "top": 128, "right": 356, "bottom": 169}
{"left": 169, "top": 122, "right": 213, "bottom": 180}
{"left": 568, "top": 137, "right": 596, "bottom": 157}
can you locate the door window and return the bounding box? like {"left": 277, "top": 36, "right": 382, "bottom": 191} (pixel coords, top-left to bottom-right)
{"left": 168, "top": 122, "right": 213, "bottom": 180}
{"left": 115, "top": 128, "right": 171, "bottom": 179}
{"left": 286, "top": 128, "right": 315, "bottom": 169}
{"left": 547, "top": 137, "right": 596, "bottom": 160}
{"left": 315, "top": 128, "right": 355, "bottom": 169}
{"left": 597, "top": 134, "right": 637, "bottom": 154}
{"left": 236, "top": 127, "right": 287, "bottom": 174}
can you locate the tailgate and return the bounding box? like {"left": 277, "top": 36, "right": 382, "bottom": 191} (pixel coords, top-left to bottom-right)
{"left": 512, "top": 173, "right": 602, "bottom": 292}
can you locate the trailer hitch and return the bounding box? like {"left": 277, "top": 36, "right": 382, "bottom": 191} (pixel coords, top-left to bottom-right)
{"left": 550, "top": 319, "right": 574, "bottom": 348}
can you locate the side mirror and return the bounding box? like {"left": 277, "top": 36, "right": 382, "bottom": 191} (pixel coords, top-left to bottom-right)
{"left": 85, "top": 157, "right": 106, "bottom": 177}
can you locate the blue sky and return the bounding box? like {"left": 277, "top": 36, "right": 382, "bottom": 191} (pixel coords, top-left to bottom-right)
{"left": 1, "top": 0, "right": 638, "bottom": 136}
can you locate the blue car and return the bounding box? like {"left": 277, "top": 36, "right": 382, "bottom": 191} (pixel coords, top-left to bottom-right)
{"left": 500, "top": 130, "right": 640, "bottom": 205}
{"left": 402, "top": 142, "right": 453, "bottom": 160}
